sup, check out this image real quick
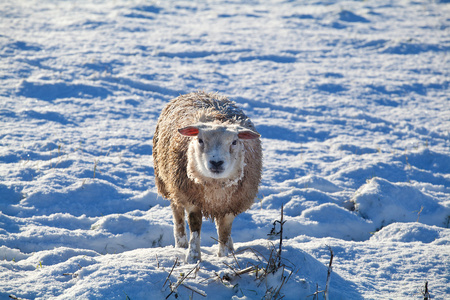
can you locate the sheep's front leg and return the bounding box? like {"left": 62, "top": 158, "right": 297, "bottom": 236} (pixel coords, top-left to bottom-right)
{"left": 186, "top": 205, "right": 203, "bottom": 263}
{"left": 171, "top": 202, "right": 188, "bottom": 248}
{"left": 216, "top": 214, "right": 235, "bottom": 257}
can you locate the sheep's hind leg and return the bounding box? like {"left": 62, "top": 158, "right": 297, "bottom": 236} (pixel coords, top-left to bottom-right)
{"left": 186, "top": 205, "right": 202, "bottom": 263}
{"left": 171, "top": 202, "right": 188, "bottom": 248}
{"left": 216, "top": 214, "right": 235, "bottom": 257}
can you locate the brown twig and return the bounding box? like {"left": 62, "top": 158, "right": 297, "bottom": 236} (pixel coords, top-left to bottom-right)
{"left": 324, "top": 246, "right": 334, "bottom": 300}
{"left": 180, "top": 283, "right": 207, "bottom": 297}
{"left": 307, "top": 247, "right": 334, "bottom": 300}
{"left": 223, "top": 261, "right": 241, "bottom": 278}
{"left": 213, "top": 271, "right": 225, "bottom": 284}
{"left": 235, "top": 266, "right": 256, "bottom": 276}
{"left": 163, "top": 257, "right": 178, "bottom": 288}
{"left": 222, "top": 265, "right": 256, "bottom": 282}
{"left": 277, "top": 204, "right": 285, "bottom": 268}
{"left": 422, "top": 281, "right": 430, "bottom": 300}
{"left": 9, "top": 295, "right": 27, "bottom": 300}
{"left": 166, "top": 261, "right": 201, "bottom": 299}
{"left": 272, "top": 266, "right": 286, "bottom": 299}
{"left": 231, "top": 250, "right": 241, "bottom": 269}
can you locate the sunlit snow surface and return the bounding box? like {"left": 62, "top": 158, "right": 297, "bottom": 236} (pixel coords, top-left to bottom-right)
{"left": 1, "top": 0, "right": 449, "bottom": 299}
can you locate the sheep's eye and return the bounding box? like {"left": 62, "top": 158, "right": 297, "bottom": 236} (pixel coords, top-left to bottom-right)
{"left": 232, "top": 140, "right": 237, "bottom": 146}
{"left": 198, "top": 139, "right": 204, "bottom": 144}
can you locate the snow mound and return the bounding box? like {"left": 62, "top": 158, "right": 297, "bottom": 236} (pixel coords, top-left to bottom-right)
{"left": 282, "top": 175, "right": 342, "bottom": 193}
{"left": 352, "top": 177, "right": 450, "bottom": 230}
{"left": 286, "top": 203, "right": 374, "bottom": 241}
{"left": 20, "top": 179, "right": 150, "bottom": 217}
{"left": 370, "top": 222, "right": 450, "bottom": 244}
{"left": 0, "top": 246, "right": 30, "bottom": 262}
{"left": 90, "top": 212, "right": 174, "bottom": 251}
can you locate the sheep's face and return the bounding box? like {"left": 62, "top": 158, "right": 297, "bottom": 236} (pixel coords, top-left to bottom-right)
{"left": 179, "top": 124, "right": 259, "bottom": 180}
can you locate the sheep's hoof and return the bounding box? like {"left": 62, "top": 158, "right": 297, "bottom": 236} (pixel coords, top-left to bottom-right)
{"left": 218, "top": 238, "right": 234, "bottom": 257}
{"left": 218, "top": 245, "right": 234, "bottom": 257}
{"left": 186, "top": 248, "right": 201, "bottom": 264}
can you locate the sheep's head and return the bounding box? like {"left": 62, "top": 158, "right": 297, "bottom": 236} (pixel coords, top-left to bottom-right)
{"left": 178, "top": 123, "right": 259, "bottom": 181}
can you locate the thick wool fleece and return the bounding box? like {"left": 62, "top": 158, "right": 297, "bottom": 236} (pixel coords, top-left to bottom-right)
{"left": 153, "top": 91, "right": 262, "bottom": 219}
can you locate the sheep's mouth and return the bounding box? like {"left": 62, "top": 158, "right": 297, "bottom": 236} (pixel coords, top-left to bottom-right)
{"left": 210, "top": 168, "right": 224, "bottom": 174}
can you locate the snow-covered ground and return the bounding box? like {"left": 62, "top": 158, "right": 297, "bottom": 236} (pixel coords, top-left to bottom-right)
{"left": 1, "top": 0, "right": 449, "bottom": 299}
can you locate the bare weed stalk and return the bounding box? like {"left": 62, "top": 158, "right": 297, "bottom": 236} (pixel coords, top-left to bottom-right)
{"left": 163, "top": 258, "right": 178, "bottom": 288}
{"left": 166, "top": 261, "right": 204, "bottom": 299}
{"left": 324, "top": 247, "right": 334, "bottom": 300}
{"left": 421, "top": 281, "right": 431, "bottom": 300}
{"left": 308, "top": 247, "right": 334, "bottom": 300}
{"left": 9, "top": 295, "right": 28, "bottom": 300}
{"left": 93, "top": 159, "right": 99, "bottom": 178}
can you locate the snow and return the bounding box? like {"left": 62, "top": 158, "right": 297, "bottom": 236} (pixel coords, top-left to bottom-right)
{"left": 1, "top": 0, "right": 449, "bottom": 299}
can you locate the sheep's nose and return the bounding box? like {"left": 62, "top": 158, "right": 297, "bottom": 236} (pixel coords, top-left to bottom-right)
{"left": 210, "top": 160, "right": 224, "bottom": 168}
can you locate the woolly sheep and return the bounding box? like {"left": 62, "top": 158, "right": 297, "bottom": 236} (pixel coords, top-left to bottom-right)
{"left": 153, "top": 91, "right": 262, "bottom": 263}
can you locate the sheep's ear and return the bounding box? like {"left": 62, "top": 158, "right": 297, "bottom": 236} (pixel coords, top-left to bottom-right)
{"left": 178, "top": 126, "right": 199, "bottom": 137}
{"left": 238, "top": 130, "right": 260, "bottom": 140}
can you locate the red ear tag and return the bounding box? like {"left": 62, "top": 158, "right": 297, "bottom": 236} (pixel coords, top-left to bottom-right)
{"left": 238, "top": 130, "right": 260, "bottom": 140}
{"left": 178, "top": 126, "right": 199, "bottom": 137}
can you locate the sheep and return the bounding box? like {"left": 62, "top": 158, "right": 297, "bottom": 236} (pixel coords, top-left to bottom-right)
{"left": 152, "top": 91, "right": 262, "bottom": 263}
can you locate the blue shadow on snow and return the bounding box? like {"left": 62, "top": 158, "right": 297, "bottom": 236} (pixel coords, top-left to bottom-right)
{"left": 17, "top": 81, "right": 112, "bottom": 101}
